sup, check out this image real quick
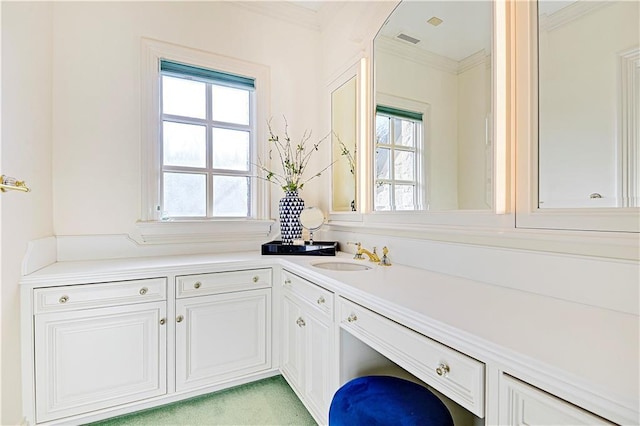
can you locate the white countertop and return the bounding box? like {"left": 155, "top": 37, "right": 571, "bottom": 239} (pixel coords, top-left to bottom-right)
{"left": 21, "top": 250, "right": 639, "bottom": 423}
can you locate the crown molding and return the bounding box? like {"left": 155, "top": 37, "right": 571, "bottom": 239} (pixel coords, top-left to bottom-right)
{"left": 377, "top": 36, "right": 491, "bottom": 75}
{"left": 230, "top": 1, "right": 322, "bottom": 31}
{"left": 539, "top": 1, "right": 612, "bottom": 32}
{"left": 458, "top": 49, "right": 490, "bottom": 74}
{"left": 376, "top": 35, "right": 459, "bottom": 74}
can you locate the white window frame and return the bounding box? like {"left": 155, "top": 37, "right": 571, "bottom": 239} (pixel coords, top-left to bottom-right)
{"left": 138, "top": 38, "right": 273, "bottom": 244}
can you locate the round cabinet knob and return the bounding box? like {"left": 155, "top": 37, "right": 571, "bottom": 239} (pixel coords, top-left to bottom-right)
{"left": 139, "top": 287, "right": 148, "bottom": 295}
{"left": 296, "top": 317, "right": 306, "bottom": 327}
{"left": 252, "top": 276, "right": 259, "bottom": 283}
{"left": 317, "top": 296, "right": 326, "bottom": 305}
{"left": 176, "top": 315, "right": 184, "bottom": 323}
{"left": 59, "top": 295, "right": 69, "bottom": 304}
{"left": 284, "top": 279, "right": 291, "bottom": 286}
{"left": 194, "top": 282, "right": 201, "bottom": 289}
{"left": 436, "top": 363, "right": 450, "bottom": 377}
{"left": 159, "top": 318, "right": 166, "bottom": 325}
{"left": 347, "top": 314, "right": 358, "bottom": 323}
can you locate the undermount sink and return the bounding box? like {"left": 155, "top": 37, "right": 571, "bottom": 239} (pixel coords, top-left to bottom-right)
{"left": 312, "top": 261, "right": 372, "bottom": 271}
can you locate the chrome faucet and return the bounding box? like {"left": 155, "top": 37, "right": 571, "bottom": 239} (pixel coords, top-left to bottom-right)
{"left": 348, "top": 242, "right": 381, "bottom": 262}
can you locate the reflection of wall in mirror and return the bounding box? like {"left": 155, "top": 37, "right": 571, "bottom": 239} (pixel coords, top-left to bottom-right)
{"left": 538, "top": 1, "right": 639, "bottom": 208}
{"left": 376, "top": 42, "right": 491, "bottom": 210}
{"left": 331, "top": 76, "right": 357, "bottom": 212}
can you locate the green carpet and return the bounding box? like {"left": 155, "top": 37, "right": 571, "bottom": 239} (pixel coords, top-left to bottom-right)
{"left": 89, "top": 375, "right": 317, "bottom": 426}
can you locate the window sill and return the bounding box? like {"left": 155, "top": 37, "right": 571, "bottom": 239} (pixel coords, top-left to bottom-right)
{"left": 132, "top": 219, "right": 276, "bottom": 245}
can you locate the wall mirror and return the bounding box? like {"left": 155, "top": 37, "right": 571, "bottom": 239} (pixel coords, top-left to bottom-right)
{"left": 538, "top": 0, "right": 639, "bottom": 209}
{"left": 373, "top": 0, "right": 494, "bottom": 212}
{"left": 330, "top": 65, "right": 359, "bottom": 214}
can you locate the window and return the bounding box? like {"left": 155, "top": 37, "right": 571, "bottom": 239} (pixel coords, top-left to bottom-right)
{"left": 160, "top": 60, "right": 254, "bottom": 219}
{"left": 375, "top": 106, "right": 424, "bottom": 211}
{"left": 139, "top": 39, "right": 271, "bottom": 244}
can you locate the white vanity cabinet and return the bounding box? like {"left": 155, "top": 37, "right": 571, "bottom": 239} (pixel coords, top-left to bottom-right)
{"left": 499, "top": 374, "right": 614, "bottom": 425}
{"left": 281, "top": 270, "right": 336, "bottom": 424}
{"left": 32, "top": 278, "right": 168, "bottom": 423}
{"left": 174, "top": 269, "right": 272, "bottom": 392}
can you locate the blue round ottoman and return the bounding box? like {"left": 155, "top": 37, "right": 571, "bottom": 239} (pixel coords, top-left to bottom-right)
{"left": 329, "top": 376, "right": 453, "bottom": 426}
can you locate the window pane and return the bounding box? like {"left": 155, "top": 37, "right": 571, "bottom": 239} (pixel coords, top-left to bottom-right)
{"left": 395, "top": 185, "right": 415, "bottom": 210}
{"left": 395, "top": 119, "right": 415, "bottom": 147}
{"left": 162, "top": 76, "right": 206, "bottom": 119}
{"left": 163, "top": 122, "right": 206, "bottom": 168}
{"left": 211, "top": 85, "right": 249, "bottom": 125}
{"left": 211, "top": 128, "right": 250, "bottom": 171}
{"left": 376, "top": 148, "right": 391, "bottom": 180}
{"left": 213, "top": 176, "right": 249, "bottom": 216}
{"left": 394, "top": 150, "right": 415, "bottom": 181}
{"left": 376, "top": 115, "right": 390, "bottom": 144}
{"left": 163, "top": 172, "right": 206, "bottom": 217}
{"left": 375, "top": 182, "right": 391, "bottom": 211}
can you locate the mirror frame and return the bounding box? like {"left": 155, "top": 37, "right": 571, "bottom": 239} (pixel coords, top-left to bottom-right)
{"left": 514, "top": 0, "right": 640, "bottom": 233}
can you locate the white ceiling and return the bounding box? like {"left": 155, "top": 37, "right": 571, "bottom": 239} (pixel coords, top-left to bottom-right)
{"left": 378, "top": 1, "right": 493, "bottom": 62}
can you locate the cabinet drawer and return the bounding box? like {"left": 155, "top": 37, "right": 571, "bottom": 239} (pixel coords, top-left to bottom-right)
{"left": 34, "top": 278, "right": 167, "bottom": 313}
{"left": 500, "top": 374, "right": 614, "bottom": 425}
{"left": 338, "top": 297, "right": 485, "bottom": 417}
{"left": 176, "top": 268, "right": 271, "bottom": 298}
{"left": 282, "top": 270, "right": 334, "bottom": 319}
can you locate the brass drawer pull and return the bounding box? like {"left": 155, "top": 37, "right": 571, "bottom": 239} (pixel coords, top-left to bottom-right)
{"left": 59, "top": 295, "right": 69, "bottom": 304}
{"left": 252, "top": 276, "right": 259, "bottom": 283}
{"left": 139, "top": 287, "right": 148, "bottom": 295}
{"left": 160, "top": 318, "right": 166, "bottom": 325}
{"left": 176, "top": 315, "right": 184, "bottom": 323}
{"left": 317, "top": 296, "right": 326, "bottom": 305}
{"left": 284, "top": 278, "right": 291, "bottom": 285}
{"left": 347, "top": 314, "right": 358, "bottom": 323}
{"left": 296, "top": 317, "right": 306, "bottom": 327}
{"left": 194, "top": 282, "right": 201, "bottom": 289}
{"left": 436, "top": 363, "right": 450, "bottom": 377}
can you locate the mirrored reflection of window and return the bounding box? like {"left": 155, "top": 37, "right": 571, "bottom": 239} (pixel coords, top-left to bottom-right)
{"left": 160, "top": 60, "right": 254, "bottom": 218}
{"left": 375, "top": 106, "right": 423, "bottom": 211}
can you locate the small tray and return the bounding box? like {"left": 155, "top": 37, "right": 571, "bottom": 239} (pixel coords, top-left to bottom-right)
{"left": 261, "top": 241, "right": 338, "bottom": 256}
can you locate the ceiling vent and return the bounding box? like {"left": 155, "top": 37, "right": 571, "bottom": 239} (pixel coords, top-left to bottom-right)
{"left": 396, "top": 33, "right": 421, "bottom": 45}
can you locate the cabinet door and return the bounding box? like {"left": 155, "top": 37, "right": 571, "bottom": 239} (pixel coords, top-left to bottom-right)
{"left": 304, "top": 312, "right": 333, "bottom": 420}
{"left": 282, "top": 293, "right": 334, "bottom": 424}
{"left": 175, "top": 289, "right": 271, "bottom": 392}
{"left": 281, "top": 295, "right": 305, "bottom": 389}
{"left": 500, "top": 374, "right": 614, "bottom": 425}
{"left": 34, "top": 302, "right": 167, "bottom": 423}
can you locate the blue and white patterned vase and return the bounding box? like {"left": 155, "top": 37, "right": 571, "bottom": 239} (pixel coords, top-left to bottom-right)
{"left": 279, "top": 190, "right": 305, "bottom": 245}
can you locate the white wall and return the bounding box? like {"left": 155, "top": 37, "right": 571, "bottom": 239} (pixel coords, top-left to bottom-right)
{"left": 457, "top": 56, "right": 491, "bottom": 209}
{"left": 1, "top": 3, "right": 54, "bottom": 423}
{"left": 538, "top": 1, "right": 639, "bottom": 208}
{"left": 51, "top": 1, "right": 322, "bottom": 236}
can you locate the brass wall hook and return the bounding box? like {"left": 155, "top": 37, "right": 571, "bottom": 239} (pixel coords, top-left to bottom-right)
{"left": 0, "top": 175, "right": 30, "bottom": 193}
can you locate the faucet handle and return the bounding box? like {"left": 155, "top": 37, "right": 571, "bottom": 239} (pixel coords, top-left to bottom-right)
{"left": 347, "top": 242, "right": 364, "bottom": 259}
{"left": 379, "top": 246, "right": 392, "bottom": 266}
